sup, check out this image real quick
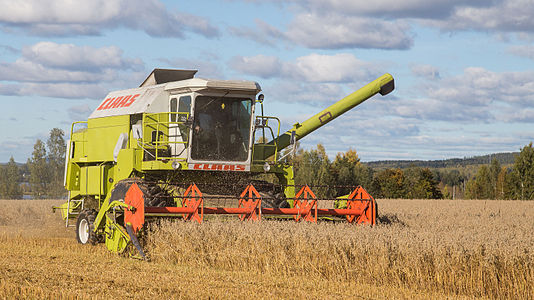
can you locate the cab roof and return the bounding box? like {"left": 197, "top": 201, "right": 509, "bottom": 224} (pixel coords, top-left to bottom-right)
{"left": 88, "top": 69, "right": 261, "bottom": 119}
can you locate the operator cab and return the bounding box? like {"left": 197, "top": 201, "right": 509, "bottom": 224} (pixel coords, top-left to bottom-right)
{"left": 164, "top": 76, "right": 260, "bottom": 170}
{"left": 190, "top": 96, "right": 252, "bottom": 162}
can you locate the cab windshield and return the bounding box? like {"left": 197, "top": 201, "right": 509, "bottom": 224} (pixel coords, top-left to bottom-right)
{"left": 191, "top": 96, "right": 252, "bottom": 161}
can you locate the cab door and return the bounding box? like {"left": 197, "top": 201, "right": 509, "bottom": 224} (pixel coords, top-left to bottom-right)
{"left": 169, "top": 95, "right": 192, "bottom": 158}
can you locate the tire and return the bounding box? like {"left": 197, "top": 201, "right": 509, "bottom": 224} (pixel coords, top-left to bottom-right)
{"left": 76, "top": 209, "right": 99, "bottom": 245}
{"left": 251, "top": 180, "right": 289, "bottom": 208}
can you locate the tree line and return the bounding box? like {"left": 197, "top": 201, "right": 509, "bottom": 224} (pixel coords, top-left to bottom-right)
{"left": 0, "top": 128, "right": 66, "bottom": 199}
{"left": 291, "top": 144, "right": 443, "bottom": 199}
{"left": 464, "top": 143, "right": 534, "bottom": 200}
{"left": 292, "top": 142, "right": 534, "bottom": 200}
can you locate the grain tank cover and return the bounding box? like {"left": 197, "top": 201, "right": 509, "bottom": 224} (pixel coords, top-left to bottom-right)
{"left": 88, "top": 85, "right": 166, "bottom": 119}
{"left": 89, "top": 68, "right": 198, "bottom": 119}
{"left": 88, "top": 69, "right": 261, "bottom": 119}
{"left": 140, "top": 68, "right": 197, "bottom": 87}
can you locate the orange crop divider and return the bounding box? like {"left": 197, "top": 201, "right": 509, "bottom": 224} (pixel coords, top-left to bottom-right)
{"left": 293, "top": 185, "right": 318, "bottom": 223}
{"left": 238, "top": 184, "right": 262, "bottom": 221}
{"left": 124, "top": 183, "right": 145, "bottom": 233}
{"left": 181, "top": 183, "right": 204, "bottom": 223}
{"left": 346, "top": 186, "right": 376, "bottom": 225}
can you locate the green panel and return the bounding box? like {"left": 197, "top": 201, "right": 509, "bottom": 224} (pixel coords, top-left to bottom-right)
{"left": 116, "top": 148, "right": 138, "bottom": 180}
{"left": 87, "top": 115, "right": 130, "bottom": 162}
{"left": 141, "top": 160, "right": 174, "bottom": 170}
{"left": 65, "top": 162, "right": 81, "bottom": 191}
{"left": 79, "top": 166, "right": 104, "bottom": 195}
{"left": 105, "top": 217, "right": 129, "bottom": 253}
{"left": 71, "top": 129, "right": 87, "bottom": 161}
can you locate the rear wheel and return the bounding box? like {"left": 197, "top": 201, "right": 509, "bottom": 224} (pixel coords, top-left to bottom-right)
{"left": 109, "top": 178, "right": 175, "bottom": 207}
{"left": 76, "top": 209, "right": 99, "bottom": 245}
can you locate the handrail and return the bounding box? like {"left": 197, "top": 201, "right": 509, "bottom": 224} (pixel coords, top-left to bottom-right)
{"left": 140, "top": 112, "right": 190, "bottom": 161}
{"left": 253, "top": 116, "right": 281, "bottom": 162}
{"left": 70, "top": 121, "right": 88, "bottom": 139}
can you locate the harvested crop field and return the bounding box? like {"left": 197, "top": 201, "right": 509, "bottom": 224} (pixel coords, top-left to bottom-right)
{"left": 0, "top": 199, "right": 533, "bottom": 299}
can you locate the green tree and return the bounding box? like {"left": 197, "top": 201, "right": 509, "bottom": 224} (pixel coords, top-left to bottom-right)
{"left": 503, "top": 169, "right": 520, "bottom": 200}
{"left": 47, "top": 128, "right": 67, "bottom": 198}
{"left": 374, "top": 168, "right": 406, "bottom": 199}
{"left": 513, "top": 142, "right": 534, "bottom": 200}
{"left": 489, "top": 158, "right": 501, "bottom": 199}
{"left": 466, "top": 165, "right": 493, "bottom": 199}
{"left": 28, "top": 139, "right": 49, "bottom": 199}
{"left": 330, "top": 148, "right": 375, "bottom": 196}
{"left": 0, "top": 164, "right": 5, "bottom": 198}
{"left": 332, "top": 148, "right": 360, "bottom": 194}
{"left": 496, "top": 167, "right": 510, "bottom": 199}
{"left": 4, "top": 157, "right": 22, "bottom": 199}
{"left": 294, "top": 144, "right": 334, "bottom": 198}
{"left": 405, "top": 167, "right": 443, "bottom": 199}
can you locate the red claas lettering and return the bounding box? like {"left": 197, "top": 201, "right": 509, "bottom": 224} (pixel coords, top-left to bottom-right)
{"left": 117, "top": 95, "right": 132, "bottom": 107}
{"left": 123, "top": 94, "right": 140, "bottom": 107}
{"left": 96, "top": 93, "right": 141, "bottom": 110}
{"left": 97, "top": 98, "right": 113, "bottom": 110}
{"left": 110, "top": 96, "right": 124, "bottom": 108}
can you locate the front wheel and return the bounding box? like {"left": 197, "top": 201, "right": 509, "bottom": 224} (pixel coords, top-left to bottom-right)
{"left": 76, "top": 210, "right": 98, "bottom": 245}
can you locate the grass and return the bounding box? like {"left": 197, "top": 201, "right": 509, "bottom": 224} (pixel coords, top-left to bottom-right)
{"left": 0, "top": 199, "right": 533, "bottom": 299}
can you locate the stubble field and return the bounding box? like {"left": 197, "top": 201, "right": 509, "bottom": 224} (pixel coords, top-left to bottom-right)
{"left": 0, "top": 199, "right": 533, "bottom": 299}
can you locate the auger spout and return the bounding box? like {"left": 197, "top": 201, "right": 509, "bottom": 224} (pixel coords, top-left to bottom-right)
{"left": 261, "top": 73, "right": 394, "bottom": 160}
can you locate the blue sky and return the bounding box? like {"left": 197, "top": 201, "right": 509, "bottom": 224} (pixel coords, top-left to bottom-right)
{"left": 0, "top": 0, "right": 533, "bottom": 162}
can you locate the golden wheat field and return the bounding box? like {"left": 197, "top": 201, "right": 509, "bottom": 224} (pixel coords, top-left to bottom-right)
{"left": 0, "top": 199, "right": 533, "bottom": 299}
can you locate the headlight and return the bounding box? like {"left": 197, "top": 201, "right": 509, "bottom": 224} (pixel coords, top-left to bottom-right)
{"left": 172, "top": 161, "right": 182, "bottom": 170}
{"left": 263, "top": 162, "right": 271, "bottom": 172}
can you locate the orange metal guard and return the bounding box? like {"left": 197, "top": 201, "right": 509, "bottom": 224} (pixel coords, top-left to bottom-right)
{"left": 133, "top": 184, "right": 377, "bottom": 233}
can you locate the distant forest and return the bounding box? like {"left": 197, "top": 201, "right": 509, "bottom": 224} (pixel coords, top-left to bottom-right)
{"left": 290, "top": 144, "right": 533, "bottom": 200}
{"left": 365, "top": 152, "right": 518, "bottom": 170}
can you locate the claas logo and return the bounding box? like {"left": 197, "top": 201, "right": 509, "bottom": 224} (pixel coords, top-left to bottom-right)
{"left": 192, "top": 163, "right": 246, "bottom": 171}
{"left": 97, "top": 94, "right": 141, "bottom": 110}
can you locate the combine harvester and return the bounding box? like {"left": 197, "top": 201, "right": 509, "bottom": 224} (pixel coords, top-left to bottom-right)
{"left": 57, "top": 69, "right": 394, "bottom": 258}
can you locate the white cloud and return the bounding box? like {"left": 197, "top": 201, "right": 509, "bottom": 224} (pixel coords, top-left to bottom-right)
{"left": 426, "top": 67, "right": 534, "bottom": 106}
{"left": 285, "top": 14, "right": 413, "bottom": 50}
{"left": 366, "top": 67, "right": 534, "bottom": 124}
{"left": 269, "top": 81, "right": 347, "bottom": 104}
{"left": 229, "top": 19, "right": 286, "bottom": 47}
{"left": 290, "top": 54, "right": 379, "bottom": 82}
{"left": 67, "top": 104, "right": 93, "bottom": 120}
{"left": 507, "top": 45, "right": 534, "bottom": 60}
{"left": 0, "top": 82, "right": 109, "bottom": 99}
{"left": 22, "top": 42, "right": 142, "bottom": 72}
{"left": 235, "top": 0, "right": 534, "bottom": 49}
{"left": 0, "top": 0, "right": 219, "bottom": 38}
{"left": 229, "top": 55, "right": 283, "bottom": 79}
{"left": 0, "top": 42, "right": 145, "bottom": 98}
{"left": 428, "top": 0, "right": 534, "bottom": 34}
{"left": 295, "top": 0, "right": 532, "bottom": 35}
{"left": 411, "top": 64, "right": 440, "bottom": 80}
{"left": 230, "top": 53, "right": 381, "bottom": 83}
{"left": 294, "top": 0, "right": 488, "bottom": 18}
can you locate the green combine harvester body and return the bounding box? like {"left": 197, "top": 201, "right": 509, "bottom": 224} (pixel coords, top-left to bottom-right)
{"left": 58, "top": 69, "right": 394, "bottom": 257}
